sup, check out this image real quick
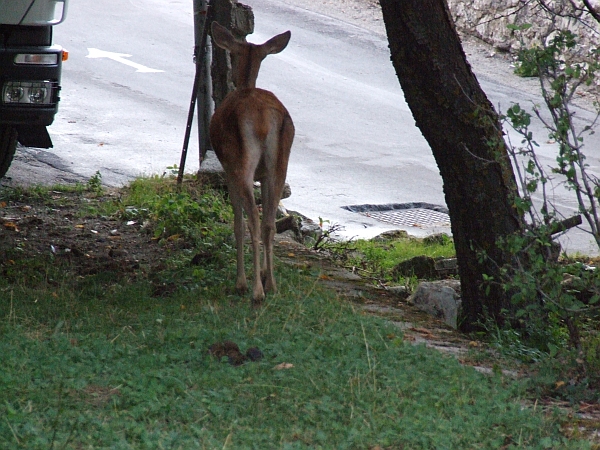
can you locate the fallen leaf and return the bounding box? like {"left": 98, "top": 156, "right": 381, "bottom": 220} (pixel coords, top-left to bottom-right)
{"left": 319, "top": 274, "right": 333, "bottom": 280}
{"left": 469, "top": 341, "right": 479, "bottom": 347}
{"left": 273, "top": 362, "right": 294, "bottom": 370}
{"left": 3, "top": 222, "right": 18, "bottom": 231}
{"left": 287, "top": 252, "right": 295, "bottom": 257}
{"left": 410, "top": 327, "right": 435, "bottom": 337}
{"left": 555, "top": 380, "right": 566, "bottom": 389}
{"left": 75, "top": 224, "right": 85, "bottom": 229}
{"left": 0, "top": 201, "right": 6, "bottom": 208}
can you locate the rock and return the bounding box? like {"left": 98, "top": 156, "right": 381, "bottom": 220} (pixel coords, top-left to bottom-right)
{"left": 276, "top": 214, "right": 298, "bottom": 234}
{"left": 372, "top": 229, "right": 409, "bottom": 241}
{"left": 434, "top": 258, "right": 459, "bottom": 277}
{"left": 393, "top": 256, "right": 459, "bottom": 280}
{"left": 300, "top": 219, "right": 322, "bottom": 246}
{"left": 392, "top": 255, "right": 437, "bottom": 279}
{"left": 387, "top": 285, "right": 410, "bottom": 298}
{"left": 408, "top": 280, "right": 462, "bottom": 329}
{"left": 423, "top": 233, "right": 452, "bottom": 245}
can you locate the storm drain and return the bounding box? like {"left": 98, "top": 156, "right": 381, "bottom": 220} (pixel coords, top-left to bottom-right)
{"left": 342, "top": 203, "right": 451, "bottom": 227}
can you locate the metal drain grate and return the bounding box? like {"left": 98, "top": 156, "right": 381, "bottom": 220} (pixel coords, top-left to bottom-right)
{"left": 342, "top": 203, "right": 451, "bottom": 227}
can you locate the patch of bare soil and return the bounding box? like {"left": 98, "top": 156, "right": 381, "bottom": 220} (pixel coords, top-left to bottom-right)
{"left": 0, "top": 189, "right": 169, "bottom": 286}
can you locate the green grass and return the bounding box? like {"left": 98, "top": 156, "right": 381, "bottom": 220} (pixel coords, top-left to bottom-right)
{"left": 328, "top": 233, "right": 456, "bottom": 284}
{"left": 0, "top": 178, "right": 591, "bottom": 449}
{"left": 0, "top": 273, "right": 585, "bottom": 449}
{"left": 351, "top": 235, "right": 455, "bottom": 270}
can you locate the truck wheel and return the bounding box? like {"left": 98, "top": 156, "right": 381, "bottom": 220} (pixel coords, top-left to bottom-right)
{"left": 0, "top": 126, "right": 18, "bottom": 180}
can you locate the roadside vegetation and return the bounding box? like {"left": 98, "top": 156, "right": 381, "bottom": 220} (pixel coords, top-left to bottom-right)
{"left": 0, "top": 177, "right": 592, "bottom": 448}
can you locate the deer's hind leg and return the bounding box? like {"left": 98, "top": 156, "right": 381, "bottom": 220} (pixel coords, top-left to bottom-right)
{"left": 227, "top": 185, "right": 248, "bottom": 295}
{"left": 260, "top": 175, "right": 277, "bottom": 294}
{"left": 259, "top": 119, "right": 293, "bottom": 294}
{"left": 231, "top": 175, "right": 264, "bottom": 305}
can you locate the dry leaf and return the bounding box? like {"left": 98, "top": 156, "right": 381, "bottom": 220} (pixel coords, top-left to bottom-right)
{"left": 273, "top": 362, "right": 294, "bottom": 370}
{"left": 3, "top": 222, "right": 19, "bottom": 232}
{"left": 410, "top": 327, "right": 435, "bottom": 337}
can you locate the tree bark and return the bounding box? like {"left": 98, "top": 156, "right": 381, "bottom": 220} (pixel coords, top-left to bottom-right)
{"left": 379, "top": 0, "right": 524, "bottom": 330}
{"left": 210, "top": 0, "right": 254, "bottom": 109}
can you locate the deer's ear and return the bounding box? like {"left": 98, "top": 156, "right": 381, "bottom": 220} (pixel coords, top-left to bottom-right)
{"left": 211, "top": 22, "right": 245, "bottom": 53}
{"left": 262, "top": 31, "right": 291, "bottom": 56}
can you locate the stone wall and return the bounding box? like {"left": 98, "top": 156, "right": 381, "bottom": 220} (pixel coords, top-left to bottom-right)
{"left": 447, "top": 0, "right": 600, "bottom": 52}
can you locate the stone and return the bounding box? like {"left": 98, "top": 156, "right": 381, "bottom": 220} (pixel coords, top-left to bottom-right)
{"left": 372, "top": 229, "right": 409, "bottom": 241}
{"left": 408, "top": 280, "right": 462, "bottom": 329}
{"left": 392, "top": 255, "right": 437, "bottom": 280}
{"left": 423, "top": 233, "right": 451, "bottom": 245}
{"left": 387, "top": 285, "right": 410, "bottom": 298}
{"left": 434, "top": 258, "right": 459, "bottom": 277}
{"left": 276, "top": 214, "right": 298, "bottom": 234}
{"left": 300, "top": 219, "right": 322, "bottom": 246}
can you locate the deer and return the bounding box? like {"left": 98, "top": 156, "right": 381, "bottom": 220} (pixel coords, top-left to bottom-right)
{"left": 209, "top": 22, "right": 294, "bottom": 306}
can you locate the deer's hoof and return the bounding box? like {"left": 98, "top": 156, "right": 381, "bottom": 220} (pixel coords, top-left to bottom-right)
{"left": 235, "top": 280, "right": 248, "bottom": 295}
{"left": 261, "top": 272, "right": 276, "bottom": 293}
{"left": 251, "top": 288, "right": 265, "bottom": 307}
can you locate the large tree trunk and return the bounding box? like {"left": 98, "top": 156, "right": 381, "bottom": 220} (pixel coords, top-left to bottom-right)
{"left": 379, "top": 0, "right": 523, "bottom": 331}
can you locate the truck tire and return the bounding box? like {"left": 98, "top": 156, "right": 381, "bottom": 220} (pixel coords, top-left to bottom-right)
{"left": 0, "top": 126, "right": 18, "bottom": 180}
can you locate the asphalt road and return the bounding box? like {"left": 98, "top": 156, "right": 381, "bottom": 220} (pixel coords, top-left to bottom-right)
{"left": 5, "top": 0, "right": 600, "bottom": 254}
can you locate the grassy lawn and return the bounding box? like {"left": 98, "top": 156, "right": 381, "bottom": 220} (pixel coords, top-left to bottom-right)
{"left": 0, "top": 178, "right": 591, "bottom": 449}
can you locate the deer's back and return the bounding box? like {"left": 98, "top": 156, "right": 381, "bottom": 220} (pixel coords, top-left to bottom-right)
{"left": 209, "top": 88, "right": 294, "bottom": 163}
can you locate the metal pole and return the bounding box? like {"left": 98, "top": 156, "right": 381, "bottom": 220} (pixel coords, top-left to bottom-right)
{"left": 194, "top": 0, "right": 212, "bottom": 168}
{"left": 177, "top": 0, "right": 212, "bottom": 185}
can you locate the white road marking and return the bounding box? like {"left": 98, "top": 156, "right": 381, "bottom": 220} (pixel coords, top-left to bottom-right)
{"left": 86, "top": 48, "right": 164, "bottom": 73}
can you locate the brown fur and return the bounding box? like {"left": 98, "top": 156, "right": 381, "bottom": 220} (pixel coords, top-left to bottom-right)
{"left": 209, "top": 22, "right": 294, "bottom": 305}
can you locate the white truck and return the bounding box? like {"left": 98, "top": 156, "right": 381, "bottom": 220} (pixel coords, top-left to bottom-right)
{"left": 0, "top": 0, "right": 68, "bottom": 178}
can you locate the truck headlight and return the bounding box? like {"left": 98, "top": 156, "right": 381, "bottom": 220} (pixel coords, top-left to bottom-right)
{"left": 2, "top": 81, "right": 55, "bottom": 105}
{"left": 14, "top": 54, "right": 59, "bottom": 65}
